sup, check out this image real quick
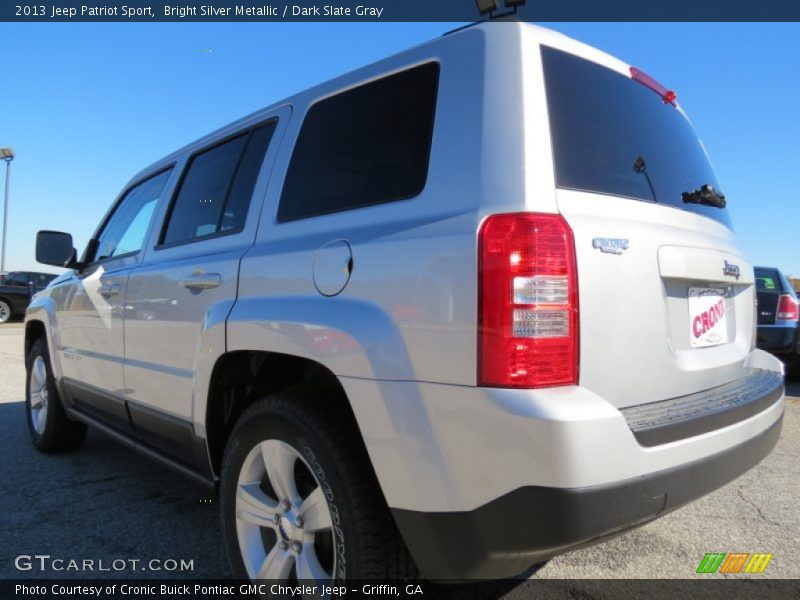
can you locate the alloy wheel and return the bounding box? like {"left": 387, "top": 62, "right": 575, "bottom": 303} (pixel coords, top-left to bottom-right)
{"left": 235, "top": 439, "right": 336, "bottom": 581}
{"left": 29, "top": 356, "right": 49, "bottom": 435}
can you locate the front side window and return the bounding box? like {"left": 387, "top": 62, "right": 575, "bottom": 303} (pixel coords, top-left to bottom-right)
{"left": 277, "top": 62, "right": 439, "bottom": 222}
{"left": 94, "top": 168, "right": 173, "bottom": 262}
{"left": 161, "top": 123, "right": 276, "bottom": 246}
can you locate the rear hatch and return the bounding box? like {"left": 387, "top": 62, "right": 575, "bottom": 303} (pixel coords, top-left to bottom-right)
{"left": 541, "top": 45, "right": 756, "bottom": 409}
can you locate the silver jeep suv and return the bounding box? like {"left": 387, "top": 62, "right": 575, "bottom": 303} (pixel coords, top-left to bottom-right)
{"left": 25, "top": 22, "right": 784, "bottom": 581}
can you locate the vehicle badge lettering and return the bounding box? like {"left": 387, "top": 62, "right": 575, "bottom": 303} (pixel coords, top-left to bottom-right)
{"left": 723, "top": 260, "right": 741, "bottom": 280}
{"left": 592, "top": 238, "right": 629, "bottom": 255}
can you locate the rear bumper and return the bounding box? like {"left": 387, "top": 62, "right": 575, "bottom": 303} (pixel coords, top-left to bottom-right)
{"left": 757, "top": 324, "right": 800, "bottom": 356}
{"left": 620, "top": 369, "right": 783, "bottom": 446}
{"left": 392, "top": 415, "right": 783, "bottom": 580}
{"left": 341, "top": 353, "right": 785, "bottom": 580}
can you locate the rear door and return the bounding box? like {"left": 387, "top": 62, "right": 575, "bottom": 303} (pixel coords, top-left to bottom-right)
{"left": 123, "top": 114, "right": 284, "bottom": 463}
{"left": 541, "top": 46, "right": 755, "bottom": 409}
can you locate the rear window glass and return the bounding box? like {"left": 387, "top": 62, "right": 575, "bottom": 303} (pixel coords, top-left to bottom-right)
{"left": 755, "top": 269, "right": 780, "bottom": 291}
{"left": 277, "top": 62, "right": 439, "bottom": 223}
{"left": 542, "top": 47, "right": 731, "bottom": 228}
{"left": 755, "top": 268, "right": 796, "bottom": 298}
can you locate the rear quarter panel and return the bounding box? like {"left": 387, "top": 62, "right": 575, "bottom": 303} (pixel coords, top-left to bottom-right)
{"left": 229, "top": 26, "right": 534, "bottom": 386}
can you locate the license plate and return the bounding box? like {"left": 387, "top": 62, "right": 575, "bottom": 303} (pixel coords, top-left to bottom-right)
{"left": 688, "top": 287, "right": 728, "bottom": 348}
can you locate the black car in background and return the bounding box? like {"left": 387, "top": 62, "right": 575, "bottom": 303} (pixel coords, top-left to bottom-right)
{"left": 755, "top": 266, "right": 799, "bottom": 374}
{"left": 0, "top": 271, "right": 58, "bottom": 324}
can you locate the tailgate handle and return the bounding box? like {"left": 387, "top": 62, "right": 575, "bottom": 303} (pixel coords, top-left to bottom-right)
{"left": 658, "top": 246, "right": 753, "bottom": 285}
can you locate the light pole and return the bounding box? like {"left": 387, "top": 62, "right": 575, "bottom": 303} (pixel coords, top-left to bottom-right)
{"left": 0, "top": 148, "right": 14, "bottom": 273}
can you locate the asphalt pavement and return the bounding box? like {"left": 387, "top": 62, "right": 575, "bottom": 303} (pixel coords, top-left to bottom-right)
{"left": 0, "top": 322, "right": 798, "bottom": 583}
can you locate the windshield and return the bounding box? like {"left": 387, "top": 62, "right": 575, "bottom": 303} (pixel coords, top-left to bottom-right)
{"left": 542, "top": 46, "right": 732, "bottom": 228}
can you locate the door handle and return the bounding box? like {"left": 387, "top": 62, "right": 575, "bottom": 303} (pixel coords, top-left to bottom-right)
{"left": 97, "top": 284, "right": 121, "bottom": 297}
{"left": 179, "top": 273, "right": 221, "bottom": 290}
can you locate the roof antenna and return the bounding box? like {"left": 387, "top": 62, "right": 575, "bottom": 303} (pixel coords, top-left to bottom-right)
{"left": 475, "top": 0, "right": 526, "bottom": 20}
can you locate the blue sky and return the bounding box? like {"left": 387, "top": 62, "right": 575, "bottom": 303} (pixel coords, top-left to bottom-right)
{"left": 1, "top": 22, "right": 798, "bottom": 275}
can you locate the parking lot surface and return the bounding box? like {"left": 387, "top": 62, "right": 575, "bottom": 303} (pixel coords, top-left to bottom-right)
{"left": 0, "top": 322, "right": 798, "bottom": 582}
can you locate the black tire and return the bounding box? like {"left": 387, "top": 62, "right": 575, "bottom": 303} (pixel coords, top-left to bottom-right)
{"left": 25, "top": 337, "right": 87, "bottom": 453}
{"left": 0, "top": 299, "right": 11, "bottom": 324}
{"left": 220, "top": 391, "right": 418, "bottom": 581}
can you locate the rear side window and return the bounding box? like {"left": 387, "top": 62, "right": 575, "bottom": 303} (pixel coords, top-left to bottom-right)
{"left": 277, "top": 62, "right": 439, "bottom": 223}
{"left": 161, "top": 123, "right": 276, "bottom": 246}
{"left": 542, "top": 47, "right": 732, "bottom": 228}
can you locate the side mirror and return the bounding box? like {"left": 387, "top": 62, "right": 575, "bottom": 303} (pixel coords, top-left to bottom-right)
{"left": 36, "top": 230, "right": 78, "bottom": 269}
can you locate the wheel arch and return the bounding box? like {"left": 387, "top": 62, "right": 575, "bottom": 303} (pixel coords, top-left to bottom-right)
{"left": 24, "top": 319, "right": 47, "bottom": 359}
{"left": 204, "top": 350, "right": 366, "bottom": 479}
{"left": 24, "top": 297, "right": 64, "bottom": 381}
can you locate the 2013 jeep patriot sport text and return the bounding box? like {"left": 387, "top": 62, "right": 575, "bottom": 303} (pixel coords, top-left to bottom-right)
{"left": 25, "top": 22, "right": 785, "bottom": 581}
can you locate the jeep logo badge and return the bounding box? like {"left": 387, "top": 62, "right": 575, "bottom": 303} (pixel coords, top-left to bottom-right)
{"left": 723, "top": 260, "right": 741, "bottom": 280}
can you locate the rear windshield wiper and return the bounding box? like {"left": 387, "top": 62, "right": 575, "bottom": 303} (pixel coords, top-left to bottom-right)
{"left": 633, "top": 156, "right": 657, "bottom": 202}
{"left": 682, "top": 184, "right": 726, "bottom": 209}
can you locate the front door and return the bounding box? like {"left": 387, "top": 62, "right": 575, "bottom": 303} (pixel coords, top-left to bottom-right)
{"left": 56, "top": 168, "right": 174, "bottom": 432}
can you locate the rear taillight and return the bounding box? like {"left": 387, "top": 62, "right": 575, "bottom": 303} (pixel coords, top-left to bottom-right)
{"left": 777, "top": 294, "right": 799, "bottom": 321}
{"left": 478, "top": 213, "right": 579, "bottom": 388}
